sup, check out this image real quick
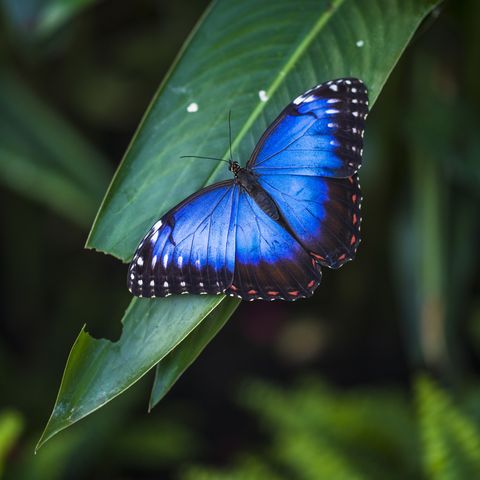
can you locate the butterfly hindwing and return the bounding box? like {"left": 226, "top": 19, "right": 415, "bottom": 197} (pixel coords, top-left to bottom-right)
{"left": 249, "top": 78, "right": 368, "bottom": 178}
{"left": 258, "top": 173, "right": 362, "bottom": 269}
{"left": 128, "top": 181, "right": 237, "bottom": 297}
{"left": 226, "top": 189, "right": 321, "bottom": 301}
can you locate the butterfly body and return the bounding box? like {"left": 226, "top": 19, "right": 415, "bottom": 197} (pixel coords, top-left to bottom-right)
{"left": 232, "top": 162, "right": 280, "bottom": 222}
{"left": 128, "top": 78, "right": 368, "bottom": 301}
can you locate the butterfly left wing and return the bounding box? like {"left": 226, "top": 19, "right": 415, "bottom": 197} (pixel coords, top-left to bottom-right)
{"left": 128, "top": 181, "right": 238, "bottom": 297}
{"left": 129, "top": 179, "right": 321, "bottom": 302}
{"left": 248, "top": 78, "right": 368, "bottom": 268}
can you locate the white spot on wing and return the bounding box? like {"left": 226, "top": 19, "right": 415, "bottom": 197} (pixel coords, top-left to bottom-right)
{"left": 150, "top": 280, "right": 155, "bottom": 287}
{"left": 150, "top": 231, "right": 159, "bottom": 243}
{"left": 136, "top": 256, "right": 144, "bottom": 266}
{"left": 178, "top": 256, "right": 183, "bottom": 268}
{"left": 180, "top": 281, "right": 186, "bottom": 287}
{"left": 163, "top": 281, "right": 169, "bottom": 288}
{"left": 152, "top": 255, "right": 157, "bottom": 268}
{"left": 326, "top": 109, "right": 339, "bottom": 114}
{"left": 329, "top": 84, "right": 338, "bottom": 92}
{"left": 163, "top": 253, "right": 169, "bottom": 268}
{"left": 258, "top": 90, "right": 268, "bottom": 102}
{"left": 187, "top": 102, "right": 199, "bottom": 113}
{"left": 152, "top": 220, "right": 162, "bottom": 230}
{"left": 138, "top": 279, "right": 143, "bottom": 286}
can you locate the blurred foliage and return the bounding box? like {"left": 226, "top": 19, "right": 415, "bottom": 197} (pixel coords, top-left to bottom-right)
{"left": 184, "top": 376, "right": 480, "bottom": 480}
{"left": 0, "top": 0, "right": 479, "bottom": 478}
{"left": 0, "top": 0, "right": 97, "bottom": 40}
{"left": 0, "top": 410, "right": 23, "bottom": 477}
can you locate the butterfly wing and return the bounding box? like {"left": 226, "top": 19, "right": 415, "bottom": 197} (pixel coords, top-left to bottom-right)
{"left": 248, "top": 78, "right": 368, "bottom": 177}
{"left": 225, "top": 188, "right": 322, "bottom": 301}
{"left": 249, "top": 78, "right": 368, "bottom": 268}
{"left": 128, "top": 181, "right": 238, "bottom": 297}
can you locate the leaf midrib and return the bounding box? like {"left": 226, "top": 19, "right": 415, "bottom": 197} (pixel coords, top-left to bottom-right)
{"left": 203, "top": 0, "right": 345, "bottom": 185}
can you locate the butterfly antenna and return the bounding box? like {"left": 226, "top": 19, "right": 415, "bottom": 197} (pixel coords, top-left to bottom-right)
{"left": 228, "top": 110, "right": 233, "bottom": 162}
{"left": 180, "top": 155, "right": 229, "bottom": 164}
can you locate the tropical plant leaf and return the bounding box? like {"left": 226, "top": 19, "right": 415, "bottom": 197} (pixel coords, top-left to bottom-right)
{"left": 40, "top": 0, "right": 441, "bottom": 448}
{"left": 37, "top": 295, "right": 227, "bottom": 451}
{"left": 149, "top": 297, "right": 239, "bottom": 410}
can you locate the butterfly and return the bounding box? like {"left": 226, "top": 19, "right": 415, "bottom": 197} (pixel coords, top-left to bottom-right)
{"left": 128, "top": 78, "right": 368, "bottom": 301}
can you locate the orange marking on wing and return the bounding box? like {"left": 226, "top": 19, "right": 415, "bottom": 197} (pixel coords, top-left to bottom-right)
{"left": 307, "top": 280, "right": 316, "bottom": 288}
{"left": 352, "top": 213, "right": 357, "bottom": 225}
{"left": 289, "top": 290, "right": 300, "bottom": 296}
{"left": 348, "top": 176, "right": 354, "bottom": 184}
{"left": 230, "top": 284, "right": 238, "bottom": 291}
{"left": 247, "top": 289, "right": 257, "bottom": 295}
{"left": 338, "top": 254, "right": 346, "bottom": 261}
{"left": 311, "top": 252, "right": 325, "bottom": 261}
{"left": 350, "top": 235, "right": 356, "bottom": 245}
{"left": 351, "top": 194, "right": 357, "bottom": 203}
{"left": 267, "top": 290, "right": 279, "bottom": 296}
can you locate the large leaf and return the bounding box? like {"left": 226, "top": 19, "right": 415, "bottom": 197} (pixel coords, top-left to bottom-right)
{"left": 41, "top": 0, "right": 440, "bottom": 448}
{"left": 37, "top": 295, "right": 227, "bottom": 450}
{"left": 149, "top": 297, "right": 239, "bottom": 410}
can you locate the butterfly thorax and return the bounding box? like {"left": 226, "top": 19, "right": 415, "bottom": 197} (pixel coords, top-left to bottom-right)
{"left": 232, "top": 163, "right": 280, "bottom": 222}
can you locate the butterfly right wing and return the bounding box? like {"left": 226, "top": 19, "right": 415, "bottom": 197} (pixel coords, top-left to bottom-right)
{"left": 128, "top": 181, "right": 238, "bottom": 297}
{"left": 225, "top": 188, "right": 322, "bottom": 302}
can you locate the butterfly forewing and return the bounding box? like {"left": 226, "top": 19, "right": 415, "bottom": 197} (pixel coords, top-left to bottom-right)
{"left": 128, "top": 181, "right": 237, "bottom": 297}
{"left": 249, "top": 78, "right": 368, "bottom": 178}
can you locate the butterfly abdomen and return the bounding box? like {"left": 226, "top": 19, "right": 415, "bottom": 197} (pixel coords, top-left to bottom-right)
{"left": 236, "top": 168, "right": 280, "bottom": 221}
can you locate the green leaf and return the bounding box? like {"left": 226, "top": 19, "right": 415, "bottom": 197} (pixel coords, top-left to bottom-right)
{"left": 0, "top": 70, "right": 111, "bottom": 227}
{"left": 149, "top": 297, "right": 239, "bottom": 411}
{"left": 87, "top": 0, "right": 440, "bottom": 259}
{"left": 36, "top": 295, "right": 227, "bottom": 451}
{"left": 42, "top": 0, "right": 441, "bottom": 448}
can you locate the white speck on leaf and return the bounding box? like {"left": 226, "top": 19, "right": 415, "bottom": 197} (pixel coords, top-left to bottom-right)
{"left": 187, "top": 102, "right": 199, "bottom": 112}
{"left": 356, "top": 40, "right": 365, "bottom": 48}
{"left": 258, "top": 90, "right": 268, "bottom": 102}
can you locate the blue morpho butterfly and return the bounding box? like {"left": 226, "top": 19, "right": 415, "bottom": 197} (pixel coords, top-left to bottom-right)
{"left": 128, "top": 78, "right": 368, "bottom": 301}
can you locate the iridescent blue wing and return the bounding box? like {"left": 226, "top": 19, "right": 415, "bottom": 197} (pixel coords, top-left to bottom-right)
{"left": 248, "top": 78, "right": 368, "bottom": 177}
{"left": 225, "top": 188, "right": 322, "bottom": 301}
{"left": 249, "top": 78, "right": 368, "bottom": 268}
{"left": 128, "top": 181, "right": 238, "bottom": 297}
